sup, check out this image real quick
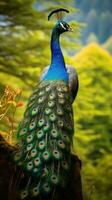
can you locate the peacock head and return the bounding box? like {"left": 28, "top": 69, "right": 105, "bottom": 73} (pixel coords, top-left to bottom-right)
{"left": 48, "top": 8, "right": 72, "bottom": 35}
{"left": 53, "top": 20, "right": 72, "bottom": 34}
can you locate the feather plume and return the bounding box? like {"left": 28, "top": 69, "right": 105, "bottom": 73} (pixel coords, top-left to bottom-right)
{"left": 48, "top": 8, "right": 69, "bottom": 21}
{"left": 14, "top": 81, "right": 74, "bottom": 199}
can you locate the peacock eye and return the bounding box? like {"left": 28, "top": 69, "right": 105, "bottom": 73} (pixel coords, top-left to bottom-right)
{"left": 59, "top": 22, "right": 66, "bottom": 30}
{"left": 59, "top": 22, "right": 70, "bottom": 30}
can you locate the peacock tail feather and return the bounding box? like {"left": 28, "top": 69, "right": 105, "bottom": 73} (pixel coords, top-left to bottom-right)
{"left": 14, "top": 80, "right": 74, "bottom": 199}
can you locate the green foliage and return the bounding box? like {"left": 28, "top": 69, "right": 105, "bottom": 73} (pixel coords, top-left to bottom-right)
{"left": 0, "top": 85, "right": 23, "bottom": 144}
{"left": 102, "top": 36, "right": 112, "bottom": 54}
{"left": 82, "top": 154, "right": 112, "bottom": 200}
{"left": 71, "top": 43, "right": 112, "bottom": 200}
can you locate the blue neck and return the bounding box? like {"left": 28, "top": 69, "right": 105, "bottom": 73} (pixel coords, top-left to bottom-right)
{"left": 51, "top": 29, "right": 65, "bottom": 67}
{"left": 43, "top": 28, "right": 68, "bottom": 83}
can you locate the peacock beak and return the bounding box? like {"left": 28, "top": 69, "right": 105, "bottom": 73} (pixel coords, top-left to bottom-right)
{"left": 68, "top": 26, "right": 74, "bottom": 32}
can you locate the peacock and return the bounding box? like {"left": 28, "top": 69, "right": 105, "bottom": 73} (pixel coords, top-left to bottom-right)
{"left": 14, "top": 8, "right": 79, "bottom": 200}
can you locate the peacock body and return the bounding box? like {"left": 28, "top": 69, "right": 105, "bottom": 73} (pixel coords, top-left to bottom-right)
{"left": 14, "top": 8, "right": 78, "bottom": 200}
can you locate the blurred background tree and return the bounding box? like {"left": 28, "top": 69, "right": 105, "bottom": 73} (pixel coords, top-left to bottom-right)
{"left": 0, "top": 0, "right": 112, "bottom": 200}
{"left": 75, "top": 0, "right": 112, "bottom": 44}
{"left": 71, "top": 43, "right": 112, "bottom": 200}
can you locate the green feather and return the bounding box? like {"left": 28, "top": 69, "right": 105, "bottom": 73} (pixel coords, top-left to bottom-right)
{"left": 49, "top": 92, "right": 56, "bottom": 100}
{"left": 42, "top": 182, "right": 51, "bottom": 193}
{"left": 38, "top": 140, "right": 46, "bottom": 151}
{"left": 58, "top": 92, "right": 64, "bottom": 98}
{"left": 53, "top": 149, "right": 62, "bottom": 160}
{"left": 45, "top": 107, "right": 52, "bottom": 115}
{"left": 45, "top": 85, "right": 51, "bottom": 92}
{"left": 20, "top": 190, "right": 28, "bottom": 200}
{"left": 50, "top": 174, "right": 59, "bottom": 185}
{"left": 58, "top": 140, "right": 65, "bottom": 149}
{"left": 49, "top": 113, "right": 57, "bottom": 122}
{"left": 38, "top": 90, "right": 45, "bottom": 96}
{"left": 30, "top": 94, "right": 37, "bottom": 101}
{"left": 57, "top": 106, "right": 64, "bottom": 116}
{"left": 58, "top": 119, "right": 64, "bottom": 128}
{"left": 29, "top": 120, "right": 36, "bottom": 131}
{"left": 61, "top": 160, "right": 69, "bottom": 170}
{"left": 31, "top": 107, "right": 39, "bottom": 116}
{"left": 18, "top": 127, "right": 27, "bottom": 137}
{"left": 26, "top": 133, "right": 34, "bottom": 143}
{"left": 38, "top": 96, "right": 45, "bottom": 104}
{"left": 14, "top": 152, "right": 22, "bottom": 162}
{"left": 30, "top": 148, "right": 37, "bottom": 158}
{"left": 62, "top": 134, "right": 70, "bottom": 143}
{"left": 34, "top": 157, "right": 41, "bottom": 167}
{"left": 32, "top": 186, "right": 40, "bottom": 196}
{"left": 36, "top": 130, "right": 45, "bottom": 140}
{"left": 48, "top": 100, "right": 55, "bottom": 108}
{"left": 27, "top": 101, "right": 34, "bottom": 109}
{"left": 32, "top": 167, "right": 42, "bottom": 178}
{"left": 26, "top": 143, "right": 34, "bottom": 151}
{"left": 51, "top": 129, "right": 59, "bottom": 138}
{"left": 14, "top": 81, "right": 74, "bottom": 199}
{"left": 38, "top": 118, "right": 45, "bottom": 127}
{"left": 42, "top": 150, "right": 51, "bottom": 161}
{"left": 26, "top": 161, "right": 34, "bottom": 171}
{"left": 43, "top": 121, "right": 50, "bottom": 131}
{"left": 58, "top": 98, "right": 65, "bottom": 105}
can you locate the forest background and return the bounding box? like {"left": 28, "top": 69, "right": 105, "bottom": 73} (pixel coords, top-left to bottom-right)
{"left": 0, "top": 0, "right": 112, "bottom": 200}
